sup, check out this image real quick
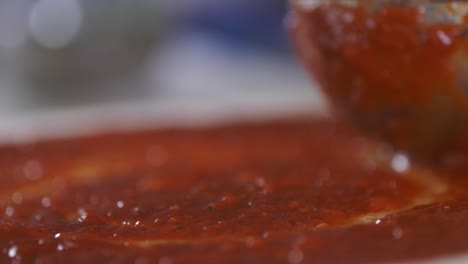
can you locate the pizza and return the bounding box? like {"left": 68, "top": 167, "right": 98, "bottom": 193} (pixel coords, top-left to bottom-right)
{"left": 1, "top": 117, "right": 467, "bottom": 263}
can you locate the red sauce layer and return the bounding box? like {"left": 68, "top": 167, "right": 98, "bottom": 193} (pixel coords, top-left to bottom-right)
{"left": 0, "top": 118, "right": 467, "bottom": 263}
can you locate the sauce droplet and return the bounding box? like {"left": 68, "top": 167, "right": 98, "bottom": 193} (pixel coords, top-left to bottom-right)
{"left": 7, "top": 245, "right": 17, "bottom": 258}
{"left": 392, "top": 227, "right": 404, "bottom": 240}
{"left": 41, "top": 196, "right": 52, "bottom": 208}
{"left": 159, "top": 257, "right": 172, "bottom": 264}
{"left": 288, "top": 248, "right": 304, "bottom": 264}
{"left": 57, "top": 244, "right": 64, "bottom": 251}
{"left": 5, "top": 206, "right": 14, "bottom": 217}
{"left": 437, "top": 30, "right": 452, "bottom": 46}
{"left": 23, "top": 160, "right": 43, "bottom": 181}
{"left": 391, "top": 153, "right": 410, "bottom": 174}
{"left": 11, "top": 192, "right": 23, "bottom": 205}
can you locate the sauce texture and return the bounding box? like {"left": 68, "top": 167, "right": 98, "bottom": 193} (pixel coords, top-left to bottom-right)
{"left": 292, "top": 2, "right": 468, "bottom": 164}
{"left": 0, "top": 118, "right": 467, "bottom": 263}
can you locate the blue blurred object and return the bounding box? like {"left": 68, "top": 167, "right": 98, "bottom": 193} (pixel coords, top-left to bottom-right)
{"left": 185, "top": 0, "right": 290, "bottom": 54}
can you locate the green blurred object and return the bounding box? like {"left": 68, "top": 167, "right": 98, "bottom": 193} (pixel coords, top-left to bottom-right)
{"left": 12, "top": 0, "right": 165, "bottom": 106}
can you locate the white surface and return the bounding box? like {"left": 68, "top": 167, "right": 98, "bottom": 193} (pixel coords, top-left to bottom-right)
{"left": 0, "top": 89, "right": 326, "bottom": 144}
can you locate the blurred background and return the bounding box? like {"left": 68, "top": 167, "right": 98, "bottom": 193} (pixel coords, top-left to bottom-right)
{"left": 0, "top": 0, "right": 325, "bottom": 126}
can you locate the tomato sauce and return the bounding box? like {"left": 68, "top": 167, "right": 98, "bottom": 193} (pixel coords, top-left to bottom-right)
{"left": 1, "top": 3, "right": 468, "bottom": 262}
{"left": 0, "top": 117, "right": 467, "bottom": 263}
{"left": 291, "top": 2, "right": 468, "bottom": 164}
